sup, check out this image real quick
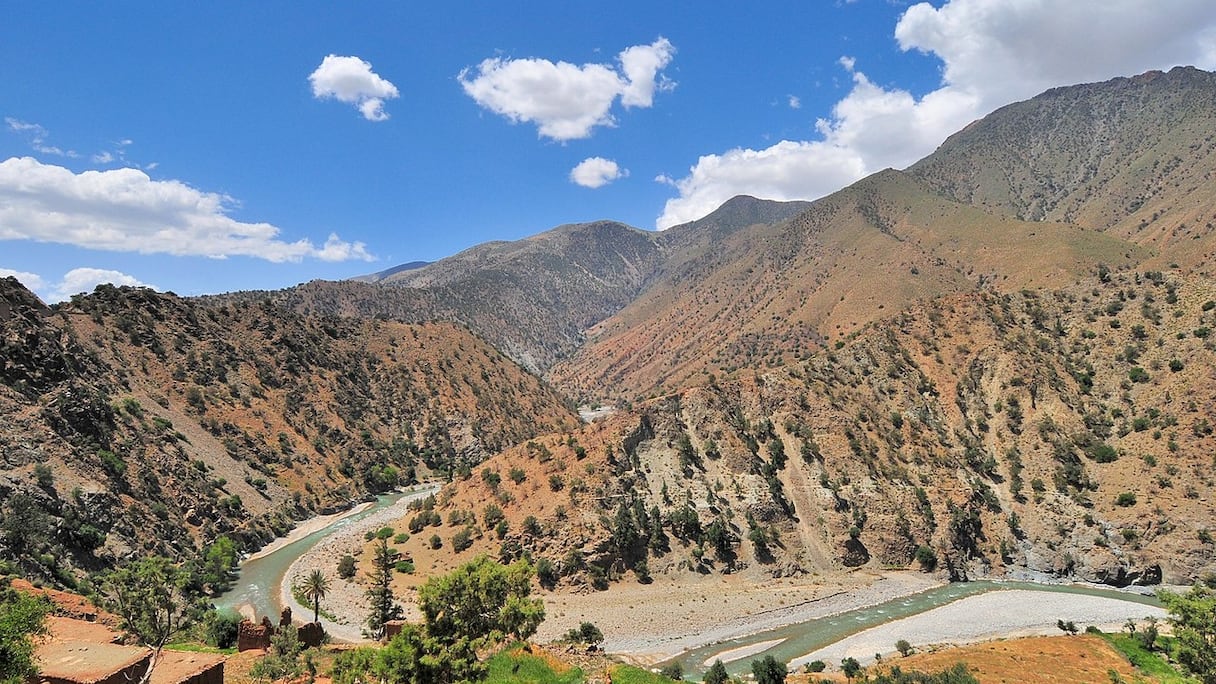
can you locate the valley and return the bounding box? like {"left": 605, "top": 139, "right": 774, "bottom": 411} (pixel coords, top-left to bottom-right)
{"left": 5, "top": 65, "right": 1216, "bottom": 684}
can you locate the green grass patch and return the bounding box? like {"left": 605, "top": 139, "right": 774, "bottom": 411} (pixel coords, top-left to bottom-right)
{"left": 609, "top": 664, "right": 677, "bottom": 684}
{"left": 1099, "top": 632, "right": 1194, "bottom": 683}
{"left": 485, "top": 646, "right": 584, "bottom": 684}
{"left": 164, "top": 641, "right": 236, "bottom": 655}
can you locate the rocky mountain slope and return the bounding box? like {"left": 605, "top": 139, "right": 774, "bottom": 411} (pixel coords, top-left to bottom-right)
{"left": 226, "top": 199, "right": 813, "bottom": 378}
{"left": 391, "top": 270, "right": 1216, "bottom": 589}
{"left": 0, "top": 279, "right": 578, "bottom": 586}
{"left": 551, "top": 169, "right": 1142, "bottom": 402}
{"left": 909, "top": 66, "right": 1216, "bottom": 270}
{"left": 375, "top": 67, "right": 1216, "bottom": 591}
{"left": 6, "top": 67, "right": 1216, "bottom": 596}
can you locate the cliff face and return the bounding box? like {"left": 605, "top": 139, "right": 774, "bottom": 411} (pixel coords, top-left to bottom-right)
{"left": 0, "top": 278, "right": 578, "bottom": 585}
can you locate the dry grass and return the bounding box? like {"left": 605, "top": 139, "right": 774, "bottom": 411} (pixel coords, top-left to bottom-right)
{"left": 876, "top": 635, "right": 1139, "bottom": 684}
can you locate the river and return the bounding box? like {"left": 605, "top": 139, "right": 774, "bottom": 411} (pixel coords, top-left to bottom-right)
{"left": 214, "top": 491, "right": 1166, "bottom": 667}
{"left": 663, "top": 580, "right": 1163, "bottom": 676}
{"left": 214, "top": 485, "right": 436, "bottom": 621}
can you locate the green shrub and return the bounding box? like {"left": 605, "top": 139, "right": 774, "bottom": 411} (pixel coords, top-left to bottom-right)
{"left": 203, "top": 609, "right": 241, "bottom": 649}
{"left": 914, "top": 544, "right": 937, "bottom": 571}
{"left": 98, "top": 450, "right": 126, "bottom": 477}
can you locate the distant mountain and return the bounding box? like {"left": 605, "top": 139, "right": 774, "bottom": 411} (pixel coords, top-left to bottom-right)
{"left": 241, "top": 200, "right": 811, "bottom": 376}
{"left": 910, "top": 66, "right": 1216, "bottom": 270}
{"left": 351, "top": 260, "right": 430, "bottom": 283}
{"left": 552, "top": 168, "right": 1142, "bottom": 401}
{"left": 551, "top": 67, "right": 1216, "bottom": 402}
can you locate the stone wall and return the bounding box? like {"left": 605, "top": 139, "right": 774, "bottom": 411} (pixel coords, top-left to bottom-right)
{"left": 235, "top": 613, "right": 325, "bottom": 652}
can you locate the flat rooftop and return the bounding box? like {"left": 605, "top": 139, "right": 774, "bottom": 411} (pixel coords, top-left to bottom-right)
{"left": 37, "top": 641, "right": 150, "bottom": 684}
{"left": 149, "top": 651, "right": 226, "bottom": 684}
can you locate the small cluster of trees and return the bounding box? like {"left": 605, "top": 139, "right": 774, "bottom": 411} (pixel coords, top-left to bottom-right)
{"left": 332, "top": 555, "right": 544, "bottom": 684}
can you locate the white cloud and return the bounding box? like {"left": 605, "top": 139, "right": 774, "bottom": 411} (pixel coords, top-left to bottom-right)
{"left": 0, "top": 267, "right": 45, "bottom": 291}
{"left": 656, "top": 0, "right": 1216, "bottom": 228}
{"left": 0, "top": 266, "right": 155, "bottom": 303}
{"left": 787, "top": 95, "right": 801, "bottom": 109}
{"left": 5, "top": 118, "right": 78, "bottom": 158}
{"left": 309, "top": 54, "right": 400, "bottom": 121}
{"left": 459, "top": 37, "right": 675, "bottom": 141}
{"left": 48, "top": 268, "right": 153, "bottom": 302}
{"left": 570, "top": 157, "right": 627, "bottom": 188}
{"left": 657, "top": 142, "right": 867, "bottom": 228}
{"left": 0, "top": 157, "right": 374, "bottom": 262}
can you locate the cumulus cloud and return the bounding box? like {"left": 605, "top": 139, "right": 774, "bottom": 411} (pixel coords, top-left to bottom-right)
{"left": 5, "top": 118, "right": 77, "bottom": 158}
{"left": 656, "top": 0, "right": 1216, "bottom": 228}
{"left": 48, "top": 268, "right": 153, "bottom": 302}
{"left": 309, "top": 54, "right": 400, "bottom": 121}
{"left": 570, "top": 157, "right": 627, "bottom": 188}
{"left": 0, "top": 157, "right": 374, "bottom": 262}
{"left": 0, "top": 266, "right": 154, "bottom": 303}
{"left": 0, "top": 267, "right": 45, "bottom": 291}
{"left": 459, "top": 37, "right": 675, "bottom": 141}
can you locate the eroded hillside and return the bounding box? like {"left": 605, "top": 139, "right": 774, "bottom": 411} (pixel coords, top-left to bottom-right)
{"left": 386, "top": 271, "right": 1216, "bottom": 592}
{"left": 0, "top": 279, "right": 578, "bottom": 586}
{"left": 551, "top": 170, "right": 1143, "bottom": 403}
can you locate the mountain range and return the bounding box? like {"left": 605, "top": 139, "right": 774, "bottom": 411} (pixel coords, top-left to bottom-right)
{"left": 3, "top": 66, "right": 1215, "bottom": 591}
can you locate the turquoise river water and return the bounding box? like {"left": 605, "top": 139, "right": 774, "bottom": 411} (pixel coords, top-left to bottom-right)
{"left": 665, "top": 580, "right": 1162, "bottom": 676}
{"left": 213, "top": 492, "right": 1162, "bottom": 674}
{"left": 214, "top": 490, "right": 413, "bottom": 621}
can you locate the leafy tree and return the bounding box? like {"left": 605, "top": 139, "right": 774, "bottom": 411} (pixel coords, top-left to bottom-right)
{"left": 1161, "top": 584, "right": 1216, "bottom": 683}
{"left": 250, "top": 623, "right": 310, "bottom": 681}
{"left": 451, "top": 528, "right": 473, "bottom": 552}
{"left": 751, "top": 655, "right": 787, "bottom": 684}
{"left": 198, "top": 535, "right": 238, "bottom": 595}
{"left": 704, "top": 659, "right": 729, "bottom": 684}
{"left": 417, "top": 555, "right": 544, "bottom": 648}
{"left": 1056, "top": 619, "right": 1078, "bottom": 635}
{"left": 202, "top": 609, "right": 241, "bottom": 649}
{"left": 0, "top": 581, "right": 50, "bottom": 684}
{"left": 1, "top": 493, "right": 48, "bottom": 558}
{"left": 1135, "top": 616, "right": 1159, "bottom": 651}
{"left": 841, "top": 656, "right": 862, "bottom": 679}
{"left": 103, "top": 556, "right": 203, "bottom": 684}
{"left": 914, "top": 545, "right": 937, "bottom": 571}
{"left": 564, "top": 621, "right": 603, "bottom": 646}
{"left": 536, "top": 557, "right": 558, "bottom": 590}
{"left": 383, "top": 624, "right": 482, "bottom": 684}
{"left": 337, "top": 554, "right": 357, "bottom": 579}
{"left": 331, "top": 646, "right": 385, "bottom": 684}
{"left": 895, "top": 638, "right": 914, "bottom": 656}
{"left": 302, "top": 569, "right": 329, "bottom": 624}
{"left": 365, "top": 538, "right": 403, "bottom": 640}
{"left": 335, "top": 557, "right": 546, "bottom": 684}
{"left": 660, "top": 662, "right": 684, "bottom": 681}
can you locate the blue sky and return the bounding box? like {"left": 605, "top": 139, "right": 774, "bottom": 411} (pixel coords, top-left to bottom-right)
{"left": 2, "top": 1, "right": 1215, "bottom": 301}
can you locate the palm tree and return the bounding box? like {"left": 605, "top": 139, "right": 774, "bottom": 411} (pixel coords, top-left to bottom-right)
{"left": 302, "top": 570, "right": 329, "bottom": 625}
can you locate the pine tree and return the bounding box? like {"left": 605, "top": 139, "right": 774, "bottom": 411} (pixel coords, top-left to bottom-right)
{"left": 365, "top": 538, "right": 402, "bottom": 640}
